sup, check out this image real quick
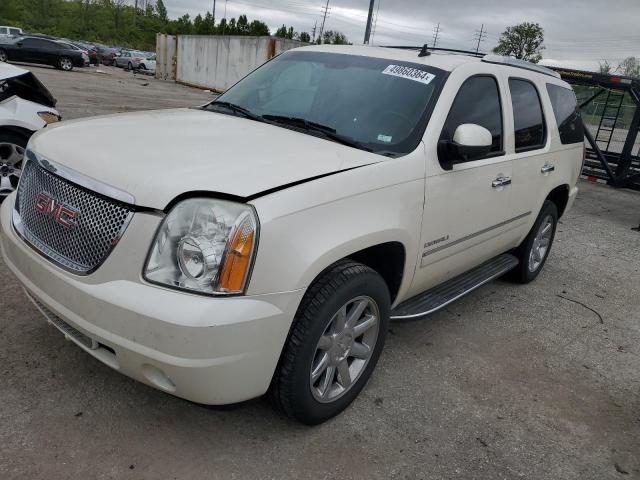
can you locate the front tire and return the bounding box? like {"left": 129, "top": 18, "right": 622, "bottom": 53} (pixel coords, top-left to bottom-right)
{"left": 0, "top": 49, "right": 7, "bottom": 63}
{"left": 0, "top": 131, "right": 29, "bottom": 201}
{"left": 270, "top": 260, "right": 390, "bottom": 425}
{"left": 509, "top": 200, "right": 558, "bottom": 284}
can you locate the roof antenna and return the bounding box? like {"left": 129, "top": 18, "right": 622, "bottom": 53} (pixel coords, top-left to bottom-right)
{"left": 418, "top": 44, "right": 431, "bottom": 57}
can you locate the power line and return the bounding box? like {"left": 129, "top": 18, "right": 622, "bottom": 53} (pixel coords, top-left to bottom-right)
{"left": 319, "top": 0, "right": 330, "bottom": 43}
{"left": 432, "top": 23, "right": 441, "bottom": 48}
{"left": 473, "top": 23, "right": 487, "bottom": 54}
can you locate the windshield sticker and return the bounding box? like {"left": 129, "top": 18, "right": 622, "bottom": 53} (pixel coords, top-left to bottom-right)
{"left": 382, "top": 65, "right": 435, "bottom": 85}
{"left": 377, "top": 134, "right": 393, "bottom": 143}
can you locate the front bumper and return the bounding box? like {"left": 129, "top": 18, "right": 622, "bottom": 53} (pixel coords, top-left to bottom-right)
{"left": 0, "top": 193, "right": 304, "bottom": 404}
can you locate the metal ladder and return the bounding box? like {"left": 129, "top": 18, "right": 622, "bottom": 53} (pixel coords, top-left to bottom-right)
{"left": 595, "top": 90, "right": 626, "bottom": 151}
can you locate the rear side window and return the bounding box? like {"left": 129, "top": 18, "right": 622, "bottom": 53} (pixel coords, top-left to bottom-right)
{"left": 0, "top": 28, "right": 7, "bottom": 35}
{"left": 509, "top": 79, "right": 546, "bottom": 152}
{"left": 440, "top": 75, "right": 503, "bottom": 162}
{"left": 546, "top": 84, "right": 584, "bottom": 144}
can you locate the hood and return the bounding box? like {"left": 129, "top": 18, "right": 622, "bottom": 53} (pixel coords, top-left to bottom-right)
{"left": 29, "top": 109, "right": 382, "bottom": 209}
{"left": 0, "top": 64, "right": 57, "bottom": 108}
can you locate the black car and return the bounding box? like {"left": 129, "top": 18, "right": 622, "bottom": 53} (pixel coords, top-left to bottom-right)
{"left": 0, "top": 36, "right": 87, "bottom": 71}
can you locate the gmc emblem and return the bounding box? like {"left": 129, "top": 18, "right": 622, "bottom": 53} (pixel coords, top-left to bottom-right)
{"left": 35, "top": 192, "right": 80, "bottom": 230}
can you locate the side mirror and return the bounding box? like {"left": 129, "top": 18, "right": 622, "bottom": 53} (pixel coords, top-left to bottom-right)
{"left": 439, "top": 124, "right": 493, "bottom": 170}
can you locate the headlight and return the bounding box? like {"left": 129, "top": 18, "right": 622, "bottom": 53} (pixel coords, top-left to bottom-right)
{"left": 144, "top": 198, "right": 258, "bottom": 295}
{"left": 38, "top": 112, "right": 61, "bottom": 125}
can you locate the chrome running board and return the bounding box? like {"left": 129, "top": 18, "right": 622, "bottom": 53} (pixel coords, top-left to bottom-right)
{"left": 390, "top": 253, "right": 519, "bottom": 320}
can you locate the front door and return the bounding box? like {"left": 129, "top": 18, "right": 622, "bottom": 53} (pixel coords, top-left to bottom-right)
{"left": 410, "top": 74, "right": 521, "bottom": 297}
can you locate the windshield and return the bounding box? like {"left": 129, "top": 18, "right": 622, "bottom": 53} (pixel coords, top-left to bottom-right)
{"left": 206, "top": 50, "right": 444, "bottom": 156}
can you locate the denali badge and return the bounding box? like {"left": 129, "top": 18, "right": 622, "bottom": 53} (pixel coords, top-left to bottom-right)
{"left": 34, "top": 192, "right": 79, "bottom": 229}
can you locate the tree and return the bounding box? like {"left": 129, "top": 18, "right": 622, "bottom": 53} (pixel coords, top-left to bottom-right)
{"left": 599, "top": 60, "right": 612, "bottom": 74}
{"left": 322, "top": 30, "right": 349, "bottom": 45}
{"left": 298, "top": 32, "right": 311, "bottom": 43}
{"left": 156, "top": 0, "right": 168, "bottom": 22}
{"left": 618, "top": 57, "right": 640, "bottom": 78}
{"left": 274, "top": 24, "right": 295, "bottom": 39}
{"left": 493, "top": 22, "right": 545, "bottom": 63}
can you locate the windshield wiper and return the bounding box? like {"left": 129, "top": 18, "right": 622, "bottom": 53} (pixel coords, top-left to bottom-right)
{"left": 262, "top": 115, "right": 372, "bottom": 152}
{"left": 208, "top": 101, "right": 265, "bottom": 122}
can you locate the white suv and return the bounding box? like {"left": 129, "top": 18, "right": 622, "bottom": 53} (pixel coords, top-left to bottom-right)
{"left": 0, "top": 45, "right": 583, "bottom": 424}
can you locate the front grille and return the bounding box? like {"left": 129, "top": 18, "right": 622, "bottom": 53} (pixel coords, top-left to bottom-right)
{"left": 14, "top": 159, "right": 134, "bottom": 274}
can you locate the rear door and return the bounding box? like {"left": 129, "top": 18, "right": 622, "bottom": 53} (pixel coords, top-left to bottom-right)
{"left": 410, "top": 72, "right": 518, "bottom": 296}
{"left": 507, "top": 76, "right": 556, "bottom": 238}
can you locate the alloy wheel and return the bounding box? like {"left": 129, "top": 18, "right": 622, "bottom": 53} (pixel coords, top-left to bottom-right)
{"left": 310, "top": 296, "right": 380, "bottom": 403}
{"left": 528, "top": 214, "right": 554, "bottom": 272}
{"left": 0, "top": 142, "right": 25, "bottom": 198}
{"left": 60, "top": 58, "right": 73, "bottom": 71}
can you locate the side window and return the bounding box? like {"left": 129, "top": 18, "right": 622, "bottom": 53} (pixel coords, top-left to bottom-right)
{"left": 439, "top": 75, "right": 503, "bottom": 163}
{"left": 0, "top": 28, "right": 7, "bottom": 35}
{"left": 9, "top": 28, "right": 20, "bottom": 35}
{"left": 509, "top": 79, "right": 546, "bottom": 152}
{"left": 546, "top": 84, "right": 584, "bottom": 144}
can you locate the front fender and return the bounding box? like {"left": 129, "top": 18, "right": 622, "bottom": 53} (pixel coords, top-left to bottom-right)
{"left": 0, "top": 96, "right": 58, "bottom": 132}
{"left": 247, "top": 147, "right": 426, "bottom": 303}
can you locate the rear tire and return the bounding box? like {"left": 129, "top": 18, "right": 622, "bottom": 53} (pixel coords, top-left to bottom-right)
{"left": 127, "top": 62, "right": 133, "bottom": 71}
{"left": 269, "top": 260, "right": 390, "bottom": 425}
{"left": 509, "top": 200, "right": 558, "bottom": 284}
{"left": 0, "top": 49, "right": 7, "bottom": 63}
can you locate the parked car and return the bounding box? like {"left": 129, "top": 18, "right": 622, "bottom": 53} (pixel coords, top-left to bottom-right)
{"left": 137, "top": 54, "right": 156, "bottom": 73}
{"left": 0, "top": 26, "right": 23, "bottom": 39}
{"left": 70, "top": 41, "right": 99, "bottom": 65}
{"left": 0, "top": 36, "right": 88, "bottom": 71}
{"left": 98, "top": 46, "right": 118, "bottom": 66}
{"left": 0, "top": 46, "right": 584, "bottom": 424}
{"left": 0, "top": 62, "right": 59, "bottom": 198}
{"left": 113, "top": 50, "right": 148, "bottom": 70}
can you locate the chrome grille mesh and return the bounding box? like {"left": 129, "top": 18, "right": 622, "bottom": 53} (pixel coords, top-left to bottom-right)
{"left": 15, "top": 160, "right": 134, "bottom": 274}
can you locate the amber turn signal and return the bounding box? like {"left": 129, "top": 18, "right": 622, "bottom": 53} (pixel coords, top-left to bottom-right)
{"left": 218, "top": 213, "right": 257, "bottom": 293}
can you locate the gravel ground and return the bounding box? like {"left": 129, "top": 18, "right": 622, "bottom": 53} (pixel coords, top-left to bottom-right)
{"left": 0, "top": 64, "right": 639, "bottom": 480}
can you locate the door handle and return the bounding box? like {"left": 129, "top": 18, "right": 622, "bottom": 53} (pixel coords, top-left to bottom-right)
{"left": 541, "top": 164, "right": 555, "bottom": 174}
{"left": 492, "top": 176, "right": 512, "bottom": 188}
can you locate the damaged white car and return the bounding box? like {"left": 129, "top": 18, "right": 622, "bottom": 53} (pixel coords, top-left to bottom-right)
{"left": 0, "top": 63, "right": 60, "bottom": 199}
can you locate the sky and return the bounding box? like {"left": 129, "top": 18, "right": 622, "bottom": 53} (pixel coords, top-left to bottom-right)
{"left": 165, "top": 0, "right": 639, "bottom": 71}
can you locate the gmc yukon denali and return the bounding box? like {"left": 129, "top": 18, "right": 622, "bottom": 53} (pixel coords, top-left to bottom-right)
{"left": 0, "top": 45, "right": 584, "bottom": 424}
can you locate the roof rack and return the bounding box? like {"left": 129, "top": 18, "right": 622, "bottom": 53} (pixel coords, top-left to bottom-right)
{"left": 384, "top": 44, "right": 485, "bottom": 58}
{"left": 481, "top": 55, "right": 561, "bottom": 78}
{"left": 382, "top": 44, "right": 561, "bottom": 79}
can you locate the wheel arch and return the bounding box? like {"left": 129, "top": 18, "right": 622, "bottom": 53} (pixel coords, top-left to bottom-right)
{"left": 0, "top": 125, "right": 34, "bottom": 141}
{"left": 545, "top": 184, "right": 570, "bottom": 218}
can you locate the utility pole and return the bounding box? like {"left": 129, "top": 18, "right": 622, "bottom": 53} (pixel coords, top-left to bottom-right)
{"left": 432, "top": 23, "right": 441, "bottom": 48}
{"left": 474, "top": 23, "right": 487, "bottom": 54}
{"left": 319, "top": 0, "right": 330, "bottom": 44}
{"left": 370, "top": 0, "right": 382, "bottom": 44}
{"left": 213, "top": 0, "right": 216, "bottom": 24}
{"left": 312, "top": 20, "right": 318, "bottom": 43}
{"left": 363, "top": 0, "right": 375, "bottom": 44}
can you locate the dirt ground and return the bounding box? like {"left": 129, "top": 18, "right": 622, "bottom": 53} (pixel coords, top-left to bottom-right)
{"left": 1, "top": 64, "right": 639, "bottom": 480}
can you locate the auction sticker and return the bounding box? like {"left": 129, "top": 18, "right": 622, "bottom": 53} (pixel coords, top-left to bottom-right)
{"left": 382, "top": 65, "right": 435, "bottom": 85}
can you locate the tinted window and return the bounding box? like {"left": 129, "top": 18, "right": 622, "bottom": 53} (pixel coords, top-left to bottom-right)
{"left": 0, "top": 28, "right": 7, "bottom": 35}
{"left": 440, "top": 75, "right": 503, "bottom": 162}
{"left": 9, "top": 28, "right": 20, "bottom": 35}
{"left": 509, "top": 79, "right": 546, "bottom": 152}
{"left": 211, "top": 51, "right": 444, "bottom": 156}
{"left": 546, "top": 84, "right": 584, "bottom": 144}
{"left": 22, "top": 38, "right": 55, "bottom": 49}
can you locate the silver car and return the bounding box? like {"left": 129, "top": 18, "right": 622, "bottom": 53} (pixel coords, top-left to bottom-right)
{"left": 113, "top": 50, "right": 148, "bottom": 70}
